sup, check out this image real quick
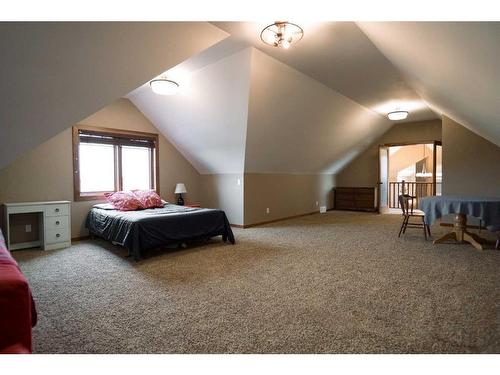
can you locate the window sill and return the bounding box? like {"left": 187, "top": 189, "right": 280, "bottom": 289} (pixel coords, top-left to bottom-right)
{"left": 75, "top": 192, "right": 110, "bottom": 202}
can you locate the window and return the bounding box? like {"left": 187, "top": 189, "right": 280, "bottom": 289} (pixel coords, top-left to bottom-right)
{"left": 73, "top": 125, "right": 159, "bottom": 201}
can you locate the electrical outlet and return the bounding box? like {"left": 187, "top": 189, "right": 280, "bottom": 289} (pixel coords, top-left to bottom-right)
{"left": 266, "top": 208, "right": 270, "bottom": 214}
{"left": 25, "top": 224, "right": 32, "bottom": 233}
{"left": 316, "top": 201, "right": 319, "bottom": 206}
{"left": 237, "top": 178, "right": 241, "bottom": 186}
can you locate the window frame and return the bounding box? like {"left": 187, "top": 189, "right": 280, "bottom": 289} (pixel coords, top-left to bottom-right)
{"left": 72, "top": 125, "right": 160, "bottom": 201}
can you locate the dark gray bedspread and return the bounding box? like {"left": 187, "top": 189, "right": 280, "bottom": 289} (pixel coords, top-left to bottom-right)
{"left": 86, "top": 204, "right": 235, "bottom": 260}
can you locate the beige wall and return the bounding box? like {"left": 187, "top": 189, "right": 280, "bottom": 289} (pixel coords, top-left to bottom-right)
{"left": 243, "top": 173, "right": 335, "bottom": 226}
{"left": 442, "top": 116, "right": 500, "bottom": 197}
{"left": 336, "top": 119, "right": 442, "bottom": 187}
{"left": 200, "top": 174, "right": 244, "bottom": 226}
{"left": 0, "top": 99, "right": 202, "bottom": 238}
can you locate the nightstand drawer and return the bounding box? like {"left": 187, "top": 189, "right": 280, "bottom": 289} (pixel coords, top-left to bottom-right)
{"left": 46, "top": 216, "right": 69, "bottom": 230}
{"left": 45, "top": 204, "right": 69, "bottom": 217}
{"left": 45, "top": 228, "right": 70, "bottom": 244}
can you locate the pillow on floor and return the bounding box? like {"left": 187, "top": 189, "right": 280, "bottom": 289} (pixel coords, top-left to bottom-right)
{"left": 132, "top": 190, "right": 163, "bottom": 209}
{"left": 104, "top": 191, "right": 144, "bottom": 211}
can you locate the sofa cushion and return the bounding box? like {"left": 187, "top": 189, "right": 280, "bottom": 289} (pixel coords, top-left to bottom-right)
{"left": 0, "top": 230, "right": 37, "bottom": 353}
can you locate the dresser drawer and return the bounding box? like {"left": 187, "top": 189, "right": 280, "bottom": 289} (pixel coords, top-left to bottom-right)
{"left": 355, "top": 199, "right": 375, "bottom": 209}
{"left": 336, "top": 199, "right": 355, "bottom": 209}
{"left": 45, "top": 215, "right": 69, "bottom": 230}
{"left": 45, "top": 228, "right": 70, "bottom": 244}
{"left": 45, "top": 204, "right": 69, "bottom": 217}
{"left": 336, "top": 188, "right": 355, "bottom": 194}
{"left": 336, "top": 191, "right": 355, "bottom": 200}
{"left": 356, "top": 188, "right": 374, "bottom": 195}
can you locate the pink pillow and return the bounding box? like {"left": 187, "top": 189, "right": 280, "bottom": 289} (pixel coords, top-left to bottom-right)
{"left": 104, "top": 191, "right": 144, "bottom": 211}
{"left": 132, "top": 190, "right": 163, "bottom": 209}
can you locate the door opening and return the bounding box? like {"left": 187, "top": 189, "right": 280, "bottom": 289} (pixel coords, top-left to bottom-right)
{"left": 378, "top": 141, "right": 442, "bottom": 213}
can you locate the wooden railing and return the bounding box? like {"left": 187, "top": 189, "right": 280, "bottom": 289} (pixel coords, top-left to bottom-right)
{"left": 388, "top": 181, "right": 441, "bottom": 208}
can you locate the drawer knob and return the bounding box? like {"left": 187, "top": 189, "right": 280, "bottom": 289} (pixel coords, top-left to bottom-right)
{"left": 56, "top": 221, "right": 60, "bottom": 225}
{"left": 56, "top": 233, "right": 61, "bottom": 238}
{"left": 55, "top": 208, "right": 60, "bottom": 212}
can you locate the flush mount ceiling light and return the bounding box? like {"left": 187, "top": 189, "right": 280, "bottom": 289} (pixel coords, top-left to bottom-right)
{"left": 149, "top": 78, "right": 179, "bottom": 95}
{"left": 387, "top": 110, "right": 409, "bottom": 121}
{"left": 260, "top": 21, "right": 304, "bottom": 49}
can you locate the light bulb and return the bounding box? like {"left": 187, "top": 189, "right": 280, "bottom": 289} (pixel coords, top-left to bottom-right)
{"left": 263, "top": 30, "right": 277, "bottom": 45}
{"left": 281, "top": 39, "right": 291, "bottom": 49}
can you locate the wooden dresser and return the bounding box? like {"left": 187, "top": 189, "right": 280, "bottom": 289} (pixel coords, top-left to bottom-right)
{"left": 334, "top": 187, "right": 377, "bottom": 212}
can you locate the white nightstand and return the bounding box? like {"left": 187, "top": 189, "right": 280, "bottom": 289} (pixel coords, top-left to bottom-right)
{"left": 3, "top": 201, "right": 71, "bottom": 251}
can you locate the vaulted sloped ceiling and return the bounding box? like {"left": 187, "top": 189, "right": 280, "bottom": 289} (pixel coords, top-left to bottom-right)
{"left": 213, "top": 22, "right": 439, "bottom": 123}
{"left": 130, "top": 43, "right": 393, "bottom": 175}
{"left": 3, "top": 21, "right": 497, "bottom": 177}
{"left": 0, "top": 22, "right": 227, "bottom": 169}
{"left": 357, "top": 22, "right": 500, "bottom": 146}
{"left": 245, "top": 49, "right": 392, "bottom": 174}
{"left": 129, "top": 46, "right": 252, "bottom": 174}
{"left": 131, "top": 21, "right": 497, "bottom": 176}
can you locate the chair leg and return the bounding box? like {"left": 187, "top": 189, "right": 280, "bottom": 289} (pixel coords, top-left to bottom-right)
{"left": 398, "top": 217, "right": 406, "bottom": 237}
{"left": 422, "top": 217, "right": 427, "bottom": 240}
{"left": 426, "top": 222, "right": 431, "bottom": 237}
{"left": 496, "top": 236, "right": 499, "bottom": 250}
{"left": 402, "top": 216, "right": 409, "bottom": 234}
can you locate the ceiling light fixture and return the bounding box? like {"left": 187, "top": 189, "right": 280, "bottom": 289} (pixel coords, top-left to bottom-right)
{"left": 150, "top": 78, "right": 179, "bottom": 95}
{"left": 260, "top": 21, "right": 304, "bottom": 49}
{"left": 387, "top": 110, "right": 409, "bottom": 121}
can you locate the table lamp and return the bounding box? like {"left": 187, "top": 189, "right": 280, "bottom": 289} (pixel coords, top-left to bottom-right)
{"left": 174, "top": 183, "right": 187, "bottom": 206}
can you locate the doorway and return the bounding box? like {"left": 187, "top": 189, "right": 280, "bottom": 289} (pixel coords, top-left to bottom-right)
{"left": 378, "top": 141, "right": 442, "bottom": 213}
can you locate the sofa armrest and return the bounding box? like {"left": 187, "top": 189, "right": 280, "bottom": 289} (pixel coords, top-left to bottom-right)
{"left": 0, "top": 263, "right": 35, "bottom": 353}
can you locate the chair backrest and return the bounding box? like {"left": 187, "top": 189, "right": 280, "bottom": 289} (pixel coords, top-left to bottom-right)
{"left": 398, "top": 194, "right": 415, "bottom": 215}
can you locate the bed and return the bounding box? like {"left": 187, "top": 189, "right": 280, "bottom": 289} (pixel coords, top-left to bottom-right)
{"left": 86, "top": 203, "right": 235, "bottom": 260}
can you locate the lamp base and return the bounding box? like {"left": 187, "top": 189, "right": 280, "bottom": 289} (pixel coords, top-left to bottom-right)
{"left": 177, "top": 194, "right": 184, "bottom": 206}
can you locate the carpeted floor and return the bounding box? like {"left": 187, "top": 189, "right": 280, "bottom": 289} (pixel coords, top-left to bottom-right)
{"left": 13, "top": 211, "right": 500, "bottom": 353}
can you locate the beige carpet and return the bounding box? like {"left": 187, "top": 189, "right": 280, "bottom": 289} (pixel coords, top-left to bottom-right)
{"left": 13, "top": 211, "right": 500, "bottom": 353}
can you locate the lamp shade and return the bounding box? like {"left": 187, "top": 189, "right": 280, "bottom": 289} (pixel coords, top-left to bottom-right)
{"left": 174, "top": 183, "right": 187, "bottom": 194}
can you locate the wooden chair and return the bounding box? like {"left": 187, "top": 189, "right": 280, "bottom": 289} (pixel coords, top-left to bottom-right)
{"left": 398, "top": 194, "right": 431, "bottom": 240}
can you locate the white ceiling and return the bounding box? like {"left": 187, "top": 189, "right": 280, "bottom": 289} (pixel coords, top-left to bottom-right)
{"left": 2, "top": 21, "right": 497, "bottom": 179}
{"left": 358, "top": 22, "right": 500, "bottom": 146}
{"left": 212, "top": 22, "right": 439, "bottom": 123}
{"left": 127, "top": 21, "right": 499, "bottom": 175}
{"left": 129, "top": 48, "right": 252, "bottom": 174}
{"left": 0, "top": 22, "right": 227, "bottom": 169}
{"left": 245, "top": 48, "right": 392, "bottom": 174}
{"left": 130, "top": 44, "right": 392, "bottom": 175}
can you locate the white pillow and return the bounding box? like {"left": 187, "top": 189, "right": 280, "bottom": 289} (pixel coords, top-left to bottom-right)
{"left": 93, "top": 203, "right": 116, "bottom": 210}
